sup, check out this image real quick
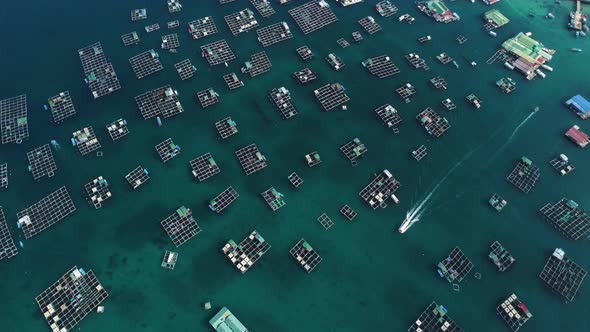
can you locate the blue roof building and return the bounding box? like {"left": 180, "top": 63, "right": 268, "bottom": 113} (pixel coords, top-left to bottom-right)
{"left": 566, "top": 95, "right": 590, "bottom": 119}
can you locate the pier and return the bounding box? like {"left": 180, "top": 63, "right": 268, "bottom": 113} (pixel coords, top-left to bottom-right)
{"left": 36, "top": 266, "right": 108, "bottom": 332}
{"left": 161, "top": 250, "right": 178, "bottom": 269}
{"left": 269, "top": 87, "right": 298, "bottom": 119}
{"left": 550, "top": 154, "right": 575, "bottom": 176}
{"left": 261, "top": 187, "right": 286, "bottom": 211}
{"left": 290, "top": 239, "right": 322, "bottom": 273}
{"left": 197, "top": 88, "right": 220, "bottom": 108}
{"left": 161, "top": 206, "right": 201, "bottom": 247}
{"left": 318, "top": 213, "right": 334, "bottom": 229}
{"left": 129, "top": 49, "right": 162, "bottom": 79}
{"left": 314, "top": 83, "right": 350, "bottom": 111}
{"left": 78, "top": 42, "right": 121, "bottom": 98}
{"left": 416, "top": 0, "right": 459, "bottom": 23}
{"left": 539, "top": 198, "right": 590, "bottom": 240}
{"left": 489, "top": 241, "right": 515, "bottom": 272}
{"left": 48, "top": 91, "right": 76, "bottom": 124}
{"left": 27, "top": 144, "right": 57, "bottom": 180}
{"left": 412, "top": 145, "right": 427, "bottom": 161}
{"left": 340, "top": 138, "right": 368, "bottom": 165}
{"left": 257, "top": 22, "right": 292, "bottom": 47}
{"left": 125, "top": 166, "right": 150, "bottom": 190}
{"left": 484, "top": 9, "right": 510, "bottom": 31}
{"left": 17, "top": 186, "right": 76, "bottom": 239}
{"left": 106, "top": 118, "right": 129, "bottom": 141}
{"left": 416, "top": 107, "right": 450, "bottom": 137}
{"left": 506, "top": 157, "right": 540, "bottom": 194}
{"left": 161, "top": 33, "right": 180, "bottom": 50}
{"left": 0, "top": 163, "right": 7, "bottom": 190}
{"left": 375, "top": 104, "right": 402, "bottom": 131}
{"left": 362, "top": 55, "right": 400, "bottom": 78}
{"left": 359, "top": 169, "right": 401, "bottom": 209}
{"left": 408, "top": 302, "right": 463, "bottom": 332}
{"left": 121, "top": 31, "right": 140, "bottom": 46}
{"left": 135, "top": 85, "right": 184, "bottom": 119}
{"left": 293, "top": 68, "right": 317, "bottom": 84}
{"left": 442, "top": 98, "right": 456, "bottom": 110}
{"left": 337, "top": 38, "right": 350, "bottom": 48}
{"left": 539, "top": 248, "right": 587, "bottom": 302}
{"left": 190, "top": 152, "right": 221, "bottom": 182}
{"left": 235, "top": 143, "right": 268, "bottom": 175}
{"left": 489, "top": 194, "right": 507, "bottom": 212}
{"left": 289, "top": 1, "right": 338, "bottom": 35}
{"left": 396, "top": 83, "right": 416, "bottom": 103}
{"left": 0, "top": 207, "right": 18, "bottom": 261}
{"left": 222, "top": 230, "right": 270, "bottom": 273}
{"left": 155, "top": 138, "right": 181, "bottom": 163}
{"left": 167, "top": 0, "right": 182, "bottom": 13}
{"left": 358, "top": 16, "right": 381, "bottom": 34}
{"left": 288, "top": 172, "right": 303, "bottom": 188}
{"left": 72, "top": 127, "right": 101, "bottom": 155}
{"left": 0, "top": 94, "right": 29, "bottom": 144}
{"left": 296, "top": 45, "right": 314, "bottom": 61}
{"left": 437, "top": 247, "right": 474, "bottom": 284}
{"left": 224, "top": 8, "right": 259, "bottom": 36}
{"left": 84, "top": 176, "right": 111, "bottom": 209}
{"left": 215, "top": 117, "right": 238, "bottom": 139}
{"left": 326, "top": 53, "right": 345, "bottom": 70}
{"left": 340, "top": 205, "right": 357, "bottom": 221}
{"left": 305, "top": 151, "right": 322, "bottom": 167}
{"left": 209, "top": 187, "right": 239, "bottom": 213}
{"left": 188, "top": 16, "right": 218, "bottom": 39}
{"left": 376, "top": 1, "right": 398, "bottom": 17}
{"left": 497, "top": 294, "right": 533, "bottom": 332}
{"left": 201, "top": 40, "right": 236, "bottom": 66}
{"left": 242, "top": 51, "right": 272, "bottom": 77}
{"left": 145, "top": 23, "right": 160, "bottom": 33}
{"left": 251, "top": 0, "right": 275, "bottom": 17}
{"left": 405, "top": 53, "right": 429, "bottom": 70}
{"left": 131, "top": 8, "right": 147, "bottom": 21}
{"left": 223, "top": 73, "right": 244, "bottom": 90}
{"left": 174, "top": 59, "right": 196, "bottom": 80}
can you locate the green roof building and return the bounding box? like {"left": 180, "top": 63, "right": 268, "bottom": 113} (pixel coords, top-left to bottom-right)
{"left": 209, "top": 307, "right": 249, "bottom": 332}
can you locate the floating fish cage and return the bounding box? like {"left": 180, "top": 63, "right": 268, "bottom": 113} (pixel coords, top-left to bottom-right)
{"left": 362, "top": 55, "right": 400, "bottom": 78}
{"left": 201, "top": 39, "right": 236, "bottom": 66}
{"left": 375, "top": 104, "right": 402, "bottom": 130}
{"left": 340, "top": 205, "right": 357, "bottom": 221}
{"left": 539, "top": 198, "right": 590, "bottom": 240}
{"left": 489, "top": 193, "right": 507, "bottom": 212}
{"left": 145, "top": 23, "right": 161, "bottom": 33}
{"left": 359, "top": 169, "right": 401, "bottom": 209}
{"left": 269, "top": 87, "right": 298, "bottom": 119}
{"left": 352, "top": 31, "right": 363, "bottom": 42}
{"left": 408, "top": 302, "right": 463, "bottom": 332}
{"left": 317, "top": 213, "right": 334, "bottom": 230}
{"left": 288, "top": 172, "right": 303, "bottom": 189}
{"left": 27, "top": 144, "right": 57, "bottom": 180}
{"left": 416, "top": 107, "right": 450, "bottom": 138}
{"left": 405, "top": 53, "right": 430, "bottom": 70}
{"left": 121, "top": 31, "right": 140, "bottom": 46}
{"left": 257, "top": 22, "right": 292, "bottom": 47}
{"left": 496, "top": 294, "right": 533, "bottom": 332}
{"left": 47, "top": 91, "right": 77, "bottom": 123}
{"left": 396, "top": 83, "right": 416, "bottom": 103}
{"left": 155, "top": 137, "right": 181, "bottom": 163}
{"left": 161, "top": 206, "right": 201, "bottom": 247}
{"left": 78, "top": 43, "right": 121, "bottom": 99}
{"left": 125, "top": 166, "right": 150, "bottom": 190}
{"left": 442, "top": 98, "right": 456, "bottom": 110}
{"left": 489, "top": 241, "right": 516, "bottom": 272}
{"left": 223, "top": 73, "right": 244, "bottom": 90}
{"left": 290, "top": 239, "right": 322, "bottom": 273}
{"left": 326, "top": 53, "right": 345, "bottom": 70}
{"left": 506, "top": 157, "right": 540, "bottom": 194}
{"left": 197, "top": 88, "right": 220, "bottom": 108}
{"left": 549, "top": 154, "right": 574, "bottom": 176}
{"left": 337, "top": 38, "right": 350, "bottom": 48}
{"left": 436, "top": 247, "right": 474, "bottom": 284}
{"left": 314, "top": 83, "right": 350, "bottom": 111}
{"left": 250, "top": 0, "right": 275, "bottom": 17}
{"left": 430, "top": 76, "right": 448, "bottom": 90}
{"left": 17, "top": 186, "right": 76, "bottom": 239}
{"left": 129, "top": 49, "right": 163, "bottom": 79}
{"left": 358, "top": 16, "right": 381, "bottom": 34}
{"left": 84, "top": 176, "right": 112, "bottom": 209}
{"left": 131, "top": 8, "right": 147, "bottom": 21}
{"left": 0, "top": 163, "right": 7, "bottom": 190}
{"left": 412, "top": 145, "right": 427, "bottom": 161}
{"left": 135, "top": 85, "right": 184, "bottom": 120}
{"left": 106, "top": 118, "right": 129, "bottom": 141}
{"left": 188, "top": 16, "right": 218, "bottom": 39}
{"left": 376, "top": 1, "right": 398, "bottom": 17}
{"left": 222, "top": 230, "right": 270, "bottom": 273}
{"left": 296, "top": 45, "right": 314, "bottom": 61}
{"left": 161, "top": 33, "right": 180, "bottom": 50}
{"left": 224, "top": 8, "right": 259, "bottom": 36}
{"left": 0, "top": 207, "right": 18, "bottom": 261}
{"left": 242, "top": 51, "right": 272, "bottom": 77}
{"left": 260, "top": 187, "right": 286, "bottom": 211}
{"left": 174, "top": 59, "right": 197, "bottom": 80}
{"left": 72, "top": 126, "right": 101, "bottom": 155}
{"left": 305, "top": 151, "right": 322, "bottom": 167}
{"left": 161, "top": 250, "right": 178, "bottom": 269}
{"left": 235, "top": 143, "right": 268, "bottom": 175}
{"left": 293, "top": 67, "right": 317, "bottom": 84}
{"left": 215, "top": 117, "right": 238, "bottom": 139}
{"left": 340, "top": 137, "right": 368, "bottom": 165}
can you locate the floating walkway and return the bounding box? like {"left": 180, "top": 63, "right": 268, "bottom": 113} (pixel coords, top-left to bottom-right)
{"left": 314, "top": 83, "right": 350, "bottom": 111}
{"left": 305, "top": 151, "right": 322, "bottom": 167}
{"left": 27, "top": 144, "right": 57, "bottom": 180}
{"left": 539, "top": 248, "right": 587, "bottom": 302}
{"left": 340, "top": 205, "right": 357, "bottom": 221}
{"left": 188, "top": 17, "right": 218, "bottom": 39}
{"left": 326, "top": 53, "right": 345, "bottom": 70}
{"left": 288, "top": 172, "right": 303, "bottom": 188}
{"left": 222, "top": 230, "right": 270, "bottom": 273}
{"left": 0, "top": 94, "right": 29, "bottom": 144}
{"left": 436, "top": 247, "right": 474, "bottom": 284}
{"left": 376, "top": 1, "right": 398, "bottom": 17}
{"left": 197, "top": 88, "right": 220, "bottom": 108}
{"left": 506, "top": 157, "right": 540, "bottom": 194}
{"left": 161, "top": 250, "right": 178, "bottom": 269}
{"left": 293, "top": 68, "right": 317, "bottom": 84}
{"left": 17, "top": 186, "right": 76, "bottom": 239}
{"left": 129, "top": 49, "right": 162, "bottom": 79}
{"left": 190, "top": 152, "right": 221, "bottom": 182}
{"left": 125, "top": 166, "right": 150, "bottom": 190}
{"left": 261, "top": 187, "right": 286, "bottom": 211}
{"left": 489, "top": 241, "right": 515, "bottom": 272}
{"left": 257, "top": 22, "right": 292, "bottom": 47}
{"left": 430, "top": 76, "right": 448, "bottom": 90}
{"left": 121, "top": 31, "right": 140, "bottom": 46}
{"left": 0, "top": 207, "right": 17, "bottom": 261}
{"left": 72, "top": 127, "right": 101, "bottom": 156}
{"left": 317, "top": 213, "right": 334, "bottom": 229}
{"left": 340, "top": 138, "right": 367, "bottom": 165}
{"left": 352, "top": 31, "right": 363, "bottom": 42}
{"left": 359, "top": 169, "right": 400, "bottom": 209}
{"left": 78, "top": 43, "right": 121, "bottom": 99}
{"left": 209, "top": 187, "right": 239, "bottom": 213}
{"left": 362, "top": 55, "right": 400, "bottom": 78}
{"left": 408, "top": 302, "right": 463, "bottom": 332}
{"left": 48, "top": 91, "right": 77, "bottom": 124}
{"left": 289, "top": 1, "right": 338, "bottom": 35}
{"left": 36, "top": 266, "right": 108, "bottom": 332}
{"left": 375, "top": 104, "right": 402, "bottom": 130}
{"left": 242, "top": 51, "right": 272, "bottom": 77}
{"left": 358, "top": 16, "right": 381, "bottom": 34}
{"left": 161, "top": 33, "right": 180, "bottom": 50}
{"left": 497, "top": 294, "right": 532, "bottom": 332}
{"left": 215, "top": 117, "right": 238, "bottom": 139}
{"left": 106, "top": 118, "right": 129, "bottom": 141}
{"left": 235, "top": 143, "right": 267, "bottom": 175}
{"left": 550, "top": 154, "right": 574, "bottom": 176}
{"left": 269, "top": 87, "right": 298, "bottom": 119}
{"left": 290, "top": 239, "right": 322, "bottom": 273}
{"left": 539, "top": 198, "right": 590, "bottom": 240}
{"left": 0, "top": 163, "right": 7, "bottom": 190}
{"left": 296, "top": 45, "right": 314, "bottom": 61}
{"left": 223, "top": 73, "right": 244, "bottom": 90}
{"left": 174, "top": 59, "right": 196, "bottom": 80}
{"left": 416, "top": 107, "right": 450, "bottom": 137}
{"left": 250, "top": 0, "right": 275, "bottom": 17}
{"left": 84, "top": 176, "right": 112, "bottom": 209}
{"left": 155, "top": 138, "right": 181, "bottom": 163}
{"left": 224, "top": 8, "right": 259, "bottom": 36}
{"left": 201, "top": 40, "right": 236, "bottom": 66}
{"left": 161, "top": 206, "right": 201, "bottom": 247}
{"left": 135, "top": 85, "right": 184, "bottom": 119}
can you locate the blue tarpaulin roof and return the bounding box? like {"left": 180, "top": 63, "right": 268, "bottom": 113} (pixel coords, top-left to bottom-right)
{"left": 566, "top": 95, "right": 590, "bottom": 114}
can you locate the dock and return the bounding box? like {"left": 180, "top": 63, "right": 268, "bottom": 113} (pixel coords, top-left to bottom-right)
{"left": 337, "top": 38, "right": 350, "bottom": 48}
{"left": 340, "top": 205, "right": 357, "bottom": 221}
{"left": 489, "top": 241, "right": 515, "bottom": 272}
{"left": 121, "top": 31, "right": 140, "bottom": 46}
{"left": 314, "top": 83, "right": 350, "bottom": 111}
{"left": 376, "top": 1, "right": 398, "bottom": 17}
{"left": 0, "top": 94, "right": 29, "bottom": 144}
{"left": 161, "top": 33, "right": 180, "bottom": 50}
{"left": 27, "top": 144, "right": 57, "bottom": 180}
{"left": 430, "top": 76, "right": 448, "bottom": 90}
{"left": 235, "top": 143, "right": 268, "bottom": 175}
{"left": 210, "top": 307, "right": 249, "bottom": 332}
{"left": 36, "top": 266, "right": 108, "bottom": 332}
{"left": 242, "top": 51, "right": 272, "bottom": 77}
{"left": 72, "top": 127, "right": 101, "bottom": 156}
{"left": 358, "top": 16, "right": 381, "bottom": 34}
{"left": 201, "top": 39, "right": 236, "bottom": 66}
{"left": 215, "top": 117, "right": 238, "bottom": 139}
{"left": 501, "top": 32, "right": 555, "bottom": 80}
{"left": 497, "top": 294, "right": 533, "bottom": 332}
{"left": 84, "top": 176, "right": 112, "bottom": 209}
{"left": 565, "top": 125, "right": 589, "bottom": 148}
{"left": 0, "top": 207, "right": 18, "bottom": 261}
{"left": 405, "top": 53, "right": 429, "bottom": 70}
{"left": 155, "top": 138, "right": 181, "bottom": 163}
{"left": 290, "top": 239, "right": 322, "bottom": 273}
{"left": 352, "top": 31, "right": 363, "bottom": 42}
{"left": 288, "top": 172, "right": 303, "bottom": 188}
{"left": 78, "top": 42, "right": 121, "bottom": 99}
{"left": 289, "top": 1, "right": 338, "bottom": 35}
{"left": 250, "top": 0, "right": 275, "bottom": 17}
{"left": 257, "top": 22, "right": 292, "bottom": 47}
{"left": 375, "top": 104, "right": 402, "bottom": 131}
{"left": 550, "top": 154, "right": 575, "bottom": 176}
{"left": 412, "top": 145, "right": 427, "bottom": 161}
{"left": 0, "top": 163, "right": 7, "bottom": 190}
{"left": 442, "top": 98, "right": 456, "bottom": 110}
{"left": 197, "top": 88, "right": 220, "bottom": 108}
{"left": 48, "top": 91, "right": 77, "bottom": 124}
{"left": 539, "top": 248, "right": 587, "bottom": 302}
{"left": 506, "top": 156, "right": 540, "bottom": 194}
{"left": 326, "top": 53, "right": 345, "bottom": 70}
{"left": 489, "top": 193, "right": 507, "bottom": 212}
{"left": 359, "top": 169, "right": 401, "bottom": 209}
{"left": 416, "top": 107, "right": 451, "bottom": 137}
{"left": 167, "top": 0, "right": 182, "bottom": 13}
{"left": 340, "top": 138, "right": 368, "bottom": 165}
{"left": 17, "top": 186, "right": 76, "bottom": 239}
{"left": 161, "top": 250, "right": 178, "bottom": 269}
{"left": 436, "top": 52, "right": 454, "bottom": 65}
{"left": 260, "top": 187, "right": 286, "bottom": 211}
{"left": 106, "top": 118, "right": 129, "bottom": 141}
{"left": 396, "top": 83, "right": 416, "bottom": 103}
{"left": 293, "top": 67, "right": 317, "bottom": 84}
{"left": 437, "top": 247, "right": 474, "bottom": 284}
{"left": 135, "top": 85, "right": 184, "bottom": 120}
{"left": 539, "top": 198, "right": 590, "bottom": 240}
{"left": 317, "top": 213, "right": 334, "bottom": 229}
{"left": 174, "top": 59, "right": 196, "bottom": 80}
{"left": 224, "top": 8, "right": 259, "bottom": 36}
{"left": 466, "top": 94, "right": 482, "bottom": 108}
{"left": 145, "top": 23, "right": 161, "bottom": 33}
{"left": 362, "top": 55, "right": 400, "bottom": 78}
{"left": 222, "top": 230, "right": 270, "bottom": 273}
{"left": 125, "top": 166, "right": 150, "bottom": 190}
{"left": 223, "top": 73, "right": 244, "bottom": 90}
{"left": 129, "top": 49, "right": 162, "bottom": 79}
{"left": 131, "top": 8, "right": 147, "bottom": 21}
{"left": 161, "top": 206, "right": 201, "bottom": 247}
{"left": 496, "top": 77, "right": 516, "bottom": 93}
{"left": 269, "top": 87, "right": 298, "bottom": 119}
{"left": 296, "top": 45, "right": 314, "bottom": 61}
{"left": 209, "top": 187, "right": 239, "bottom": 213}
{"left": 190, "top": 152, "right": 221, "bottom": 182}
{"left": 408, "top": 302, "right": 463, "bottom": 332}
{"left": 188, "top": 16, "right": 218, "bottom": 39}
{"left": 305, "top": 151, "right": 322, "bottom": 167}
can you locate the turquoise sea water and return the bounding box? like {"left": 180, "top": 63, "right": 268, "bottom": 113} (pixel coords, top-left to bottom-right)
{"left": 1, "top": 0, "right": 590, "bottom": 331}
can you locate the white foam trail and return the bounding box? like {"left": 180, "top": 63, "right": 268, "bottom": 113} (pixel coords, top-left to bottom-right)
{"left": 488, "top": 111, "right": 537, "bottom": 162}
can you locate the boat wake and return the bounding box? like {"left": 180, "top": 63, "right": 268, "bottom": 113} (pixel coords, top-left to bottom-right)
{"left": 488, "top": 110, "right": 537, "bottom": 162}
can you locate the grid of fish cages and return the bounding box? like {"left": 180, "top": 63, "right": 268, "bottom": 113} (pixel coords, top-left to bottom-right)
{"left": 375, "top": 104, "right": 402, "bottom": 130}
{"left": 442, "top": 98, "right": 456, "bottom": 110}
{"left": 326, "top": 53, "right": 345, "bottom": 70}
{"left": 293, "top": 68, "right": 317, "bottom": 84}
{"left": 539, "top": 198, "right": 590, "bottom": 240}
{"left": 190, "top": 152, "right": 221, "bottom": 182}
{"left": 416, "top": 107, "right": 450, "bottom": 138}
{"left": 506, "top": 157, "right": 540, "bottom": 194}
{"left": 197, "top": 88, "right": 220, "bottom": 108}
{"left": 235, "top": 143, "right": 268, "bottom": 175}
{"left": 362, "top": 55, "right": 400, "bottom": 78}
{"left": 496, "top": 294, "right": 533, "bottom": 332}
{"left": 188, "top": 16, "right": 218, "bottom": 39}
{"left": 305, "top": 151, "right": 322, "bottom": 167}
{"left": 219, "top": 0, "right": 236, "bottom": 4}
{"left": 145, "top": 23, "right": 161, "bottom": 33}
{"left": 167, "top": 0, "right": 182, "bottom": 13}
{"left": 161, "top": 33, "right": 180, "bottom": 50}
{"left": 209, "top": 187, "right": 239, "bottom": 213}
{"left": 17, "top": 186, "right": 76, "bottom": 239}
{"left": 288, "top": 172, "right": 303, "bottom": 188}
{"left": 290, "top": 239, "right": 322, "bottom": 273}
{"left": 436, "top": 52, "right": 454, "bottom": 64}
{"left": 408, "top": 302, "right": 463, "bottom": 332}
{"left": 167, "top": 20, "right": 180, "bottom": 29}
{"left": 135, "top": 85, "right": 184, "bottom": 120}
{"left": 289, "top": 0, "right": 338, "bottom": 35}
{"left": 340, "top": 205, "right": 357, "bottom": 221}
{"left": 47, "top": 91, "right": 76, "bottom": 124}
{"left": 224, "top": 8, "right": 259, "bottom": 36}
{"left": 27, "top": 144, "right": 57, "bottom": 180}
{"left": 223, "top": 73, "right": 244, "bottom": 90}
{"left": 161, "top": 250, "right": 178, "bottom": 269}
{"left": 358, "top": 16, "right": 381, "bottom": 34}
{"left": 317, "top": 213, "right": 334, "bottom": 230}
{"left": 549, "top": 154, "right": 574, "bottom": 176}
{"left": 436, "top": 247, "right": 474, "bottom": 284}
{"left": 296, "top": 45, "right": 314, "bottom": 61}
{"left": 106, "top": 118, "right": 129, "bottom": 141}
{"left": 72, "top": 127, "right": 101, "bottom": 156}
{"left": 489, "top": 241, "right": 516, "bottom": 272}
{"left": 396, "top": 83, "right": 416, "bottom": 103}
{"left": 201, "top": 39, "right": 236, "bottom": 66}
{"left": 359, "top": 169, "right": 401, "bottom": 209}
{"left": 314, "top": 83, "right": 350, "bottom": 111}
{"left": 161, "top": 206, "right": 202, "bottom": 247}
{"left": 340, "top": 138, "right": 368, "bottom": 165}
{"left": 412, "top": 145, "right": 427, "bottom": 161}
{"left": 0, "top": 207, "right": 18, "bottom": 261}
{"left": 257, "top": 22, "right": 293, "bottom": 47}
{"left": 84, "top": 176, "right": 111, "bottom": 209}
{"left": 131, "top": 8, "right": 147, "bottom": 21}
{"left": 376, "top": 1, "right": 398, "bottom": 17}
{"left": 269, "top": 87, "right": 298, "bottom": 119}
{"left": 242, "top": 51, "right": 272, "bottom": 77}
{"left": 405, "top": 53, "right": 430, "bottom": 70}
{"left": 125, "top": 166, "right": 150, "bottom": 190}
{"left": 539, "top": 248, "right": 587, "bottom": 302}
{"left": 129, "top": 49, "right": 163, "bottom": 79}
{"left": 215, "top": 117, "right": 238, "bottom": 139}
{"left": 222, "top": 230, "right": 270, "bottom": 273}
{"left": 121, "top": 31, "right": 140, "bottom": 46}
{"left": 1, "top": 94, "right": 29, "bottom": 144}
{"left": 261, "top": 187, "right": 286, "bottom": 211}
{"left": 78, "top": 43, "right": 121, "bottom": 99}
{"left": 174, "top": 59, "right": 197, "bottom": 80}
{"left": 155, "top": 138, "right": 181, "bottom": 163}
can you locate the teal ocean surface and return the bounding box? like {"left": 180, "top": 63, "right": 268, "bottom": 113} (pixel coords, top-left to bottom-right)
{"left": 1, "top": 0, "right": 590, "bottom": 331}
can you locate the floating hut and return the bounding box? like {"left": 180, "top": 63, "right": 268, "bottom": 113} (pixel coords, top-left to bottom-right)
{"left": 17, "top": 186, "right": 76, "bottom": 239}
{"left": 135, "top": 85, "right": 184, "bottom": 120}
{"left": 222, "top": 230, "right": 270, "bottom": 273}
{"left": 235, "top": 144, "right": 267, "bottom": 175}
{"left": 539, "top": 248, "right": 587, "bottom": 302}
{"left": 0, "top": 94, "right": 29, "bottom": 144}
{"left": 27, "top": 144, "right": 57, "bottom": 180}
{"left": 78, "top": 43, "right": 121, "bottom": 99}
{"left": 358, "top": 16, "right": 381, "bottom": 34}
{"left": 131, "top": 8, "right": 147, "bottom": 21}
{"left": 506, "top": 156, "right": 540, "bottom": 193}
{"left": 497, "top": 294, "right": 532, "bottom": 332}
{"left": 242, "top": 51, "right": 272, "bottom": 77}
{"left": 416, "top": 107, "right": 450, "bottom": 137}
{"left": 326, "top": 53, "right": 345, "bottom": 70}
{"left": 314, "top": 83, "right": 350, "bottom": 111}
{"left": 0, "top": 207, "right": 18, "bottom": 261}
{"left": 484, "top": 9, "right": 510, "bottom": 31}
{"left": 296, "top": 45, "right": 314, "bottom": 61}
{"left": 436, "top": 247, "right": 474, "bottom": 284}
{"left": 223, "top": 73, "right": 244, "bottom": 90}
{"left": 489, "top": 241, "right": 516, "bottom": 272}
{"left": 125, "top": 166, "right": 150, "bottom": 190}
{"left": 269, "top": 87, "right": 298, "bottom": 119}
{"left": 188, "top": 16, "right": 218, "bottom": 39}
{"left": 539, "top": 198, "right": 590, "bottom": 240}
{"left": 288, "top": 172, "right": 303, "bottom": 188}
{"left": 408, "top": 302, "right": 463, "bottom": 332}
{"left": 261, "top": 187, "right": 286, "bottom": 211}
{"left": 174, "top": 59, "right": 197, "bottom": 80}
{"left": 72, "top": 127, "right": 101, "bottom": 155}
{"left": 209, "top": 187, "right": 239, "bottom": 213}
{"left": 290, "top": 239, "right": 322, "bottom": 273}
{"left": 293, "top": 68, "right": 317, "bottom": 84}
{"left": 155, "top": 138, "right": 181, "bottom": 163}
{"left": 257, "top": 22, "right": 292, "bottom": 47}
{"left": 215, "top": 117, "right": 238, "bottom": 139}
{"left": 48, "top": 91, "right": 76, "bottom": 124}
{"left": 161, "top": 206, "right": 201, "bottom": 247}
{"left": 340, "top": 205, "right": 357, "bottom": 221}
{"left": 190, "top": 152, "right": 221, "bottom": 182}
{"left": 362, "top": 55, "right": 400, "bottom": 78}
{"left": 317, "top": 213, "right": 334, "bottom": 229}
{"left": 376, "top": 1, "right": 398, "bottom": 17}
{"left": 305, "top": 151, "right": 322, "bottom": 167}
{"left": 161, "top": 250, "right": 178, "bottom": 270}
{"left": 197, "top": 88, "right": 220, "bottom": 108}
{"left": 549, "top": 154, "right": 575, "bottom": 176}
{"left": 289, "top": 1, "right": 338, "bottom": 35}
{"left": 359, "top": 169, "right": 401, "bottom": 209}
{"left": 84, "top": 176, "right": 112, "bottom": 209}
{"left": 224, "top": 8, "right": 259, "bottom": 36}
{"left": 129, "top": 49, "right": 162, "bottom": 79}
{"left": 201, "top": 40, "right": 236, "bottom": 66}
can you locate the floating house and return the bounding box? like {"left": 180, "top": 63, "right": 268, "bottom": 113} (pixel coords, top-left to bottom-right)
{"left": 565, "top": 95, "right": 590, "bottom": 119}
{"left": 565, "top": 125, "right": 589, "bottom": 148}
{"left": 416, "top": 0, "right": 459, "bottom": 23}
{"left": 501, "top": 32, "right": 555, "bottom": 80}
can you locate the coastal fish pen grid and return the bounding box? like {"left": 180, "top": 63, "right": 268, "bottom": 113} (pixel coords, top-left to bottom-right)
{"left": 161, "top": 206, "right": 201, "bottom": 247}
{"left": 340, "top": 205, "right": 357, "bottom": 221}
{"left": 340, "top": 137, "right": 368, "bottom": 165}
{"left": 215, "top": 117, "right": 238, "bottom": 139}
{"left": 121, "top": 31, "right": 140, "bottom": 46}
{"left": 145, "top": 23, "right": 160, "bottom": 33}
{"left": 161, "top": 250, "right": 178, "bottom": 269}
{"left": 222, "top": 230, "right": 270, "bottom": 274}
{"left": 17, "top": 186, "right": 76, "bottom": 239}
{"left": 359, "top": 169, "right": 401, "bottom": 209}
{"left": 326, "top": 53, "right": 345, "bottom": 70}
{"left": 125, "top": 166, "right": 150, "bottom": 190}
{"left": 436, "top": 247, "right": 474, "bottom": 284}
{"left": 506, "top": 157, "right": 540, "bottom": 194}
{"left": 288, "top": 172, "right": 303, "bottom": 189}
{"left": 416, "top": 107, "right": 450, "bottom": 138}
{"left": 155, "top": 138, "right": 181, "bottom": 163}
{"left": 161, "top": 33, "right": 180, "bottom": 50}
{"left": 26, "top": 144, "right": 57, "bottom": 180}
{"left": 167, "top": 20, "right": 179, "bottom": 29}
{"left": 397, "top": 83, "right": 417, "bottom": 102}
{"left": 200, "top": 39, "right": 236, "bottom": 66}
{"left": 135, "top": 85, "right": 184, "bottom": 119}
{"left": 0, "top": 94, "right": 28, "bottom": 144}
{"left": 0, "top": 163, "right": 7, "bottom": 190}
{"left": 84, "top": 176, "right": 111, "bottom": 209}
{"left": 352, "top": 31, "right": 363, "bottom": 42}
{"left": 129, "top": 49, "right": 163, "bottom": 79}
{"left": 174, "top": 59, "right": 196, "bottom": 81}
{"left": 408, "top": 302, "right": 463, "bottom": 332}
{"left": 106, "top": 118, "right": 129, "bottom": 141}
{"left": 47, "top": 91, "right": 77, "bottom": 123}
{"left": 260, "top": 187, "right": 286, "bottom": 211}
{"left": 0, "top": 207, "right": 18, "bottom": 261}
{"left": 269, "top": 87, "right": 298, "bottom": 119}
{"left": 305, "top": 151, "right": 322, "bottom": 167}
{"left": 197, "top": 88, "right": 220, "bottom": 108}
{"left": 376, "top": 1, "right": 398, "bottom": 17}
{"left": 256, "top": 22, "right": 293, "bottom": 47}
{"left": 190, "top": 152, "right": 221, "bottom": 182}
{"left": 375, "top": 104, "right": 402, "bottom": 130}
{"left": 496, "top": 294, "right": 533, "bottom": 332}
{"left": 188, "top": 17, "right": 218, "bottom": 39}
{"left": 539, "top": 198, "right": 590, "bottom": 240}
{"left": 337, "top": 38, "right": 350, "bottom": 48}
{"left": 289, "top": 1, "right": 338, "bottom": 35}
{"left": 209, "top": 187, "right": 239, "bottom": 214}
{"left": 78, "top": 42, "right": 121, "bottom": 99}
{"left": 317, "top": 213, "right": 334, "bottom": 230}
{"left": 242, "top": 51, "right": 272, "bottom": 78}
{"left": 489, "top": 241, "right": 516, "bottom": 272}
{"left": 72, "top": 127, "right": 101, "bottom": 156}
{"left": 358, "top": 16, "right": 381, "bottom": 34}
{"left": 290, "top": 239, "right": 322, "bottom": 273}
{"left": 223, "top": 73, "right": 244, "bottom": 90}
{"left": 250, "top": 0, "right": 275, "bottom": 17}
{"left": 224, "top": 8, "right": 259, "bottom": 36}
{"left": 235, "top": 143, "right": 268, "bottom": 175}
{"left": 293, "top": 68, "right": 317, "bottom": 84}
{"left": 296, "top": 45, "right": 314, "bottom": 61}
{"left": 314, "top": 83, "right": 350, "bottom": 111}
{"left": 130, "top": 8, "right": 147, "bottom": 21}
